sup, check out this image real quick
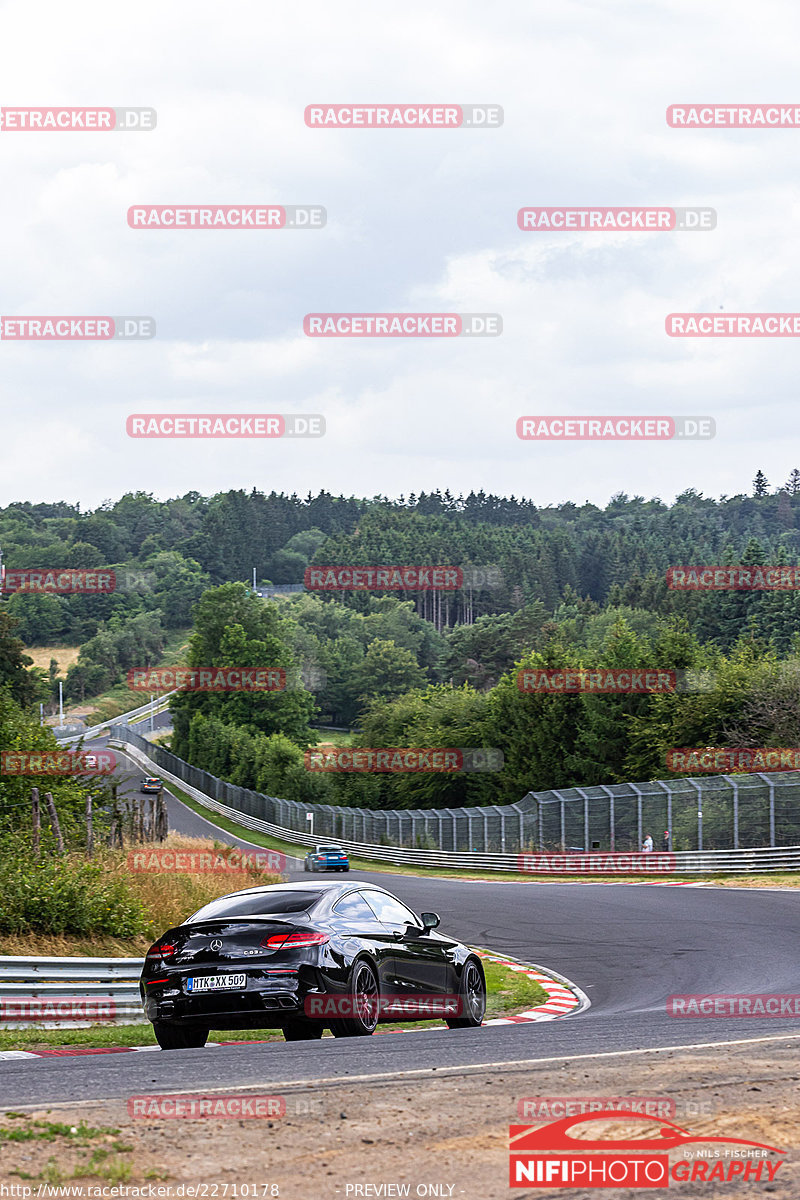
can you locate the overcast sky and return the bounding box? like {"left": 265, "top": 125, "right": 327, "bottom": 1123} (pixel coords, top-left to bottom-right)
{"left": 1, "top": 0, "right": 798, "bottom": 511}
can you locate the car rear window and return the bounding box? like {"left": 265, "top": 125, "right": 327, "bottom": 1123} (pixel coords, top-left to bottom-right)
{"left": 189, "top": 891, "right": 323, "bottom": 921}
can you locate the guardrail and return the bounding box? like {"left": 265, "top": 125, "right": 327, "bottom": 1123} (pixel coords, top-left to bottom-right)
{"left": 112, "top": 737, "right": 800, "bottom": 874}
{"left": 56, "top": 692, "right": 176, "bottom": 744}
{"left": 0, "top": 957, "right": 145, "bottom": 1028}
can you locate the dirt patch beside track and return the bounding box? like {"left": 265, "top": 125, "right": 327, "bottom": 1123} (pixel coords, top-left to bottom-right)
{"left": 1, "top": 1038, "right": 797, "bottom": 1197}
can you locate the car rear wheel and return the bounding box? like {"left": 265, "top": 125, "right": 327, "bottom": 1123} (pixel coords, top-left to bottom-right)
{"left": 329, "top": 959, "right": 380, "bottom": 1038}
{"left": 446, "top": 959, "right": 486, "bottom": 1029}
{"left": 282, "top": 1020, "right": 324, "bottom": 1041}
{"left": 152, "top": 1021, "right": 209, "bottom": 1050}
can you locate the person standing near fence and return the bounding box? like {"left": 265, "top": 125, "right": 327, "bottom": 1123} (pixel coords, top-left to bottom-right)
{"left": 662, "top": 830, "right": 670, "bottom": 853}
{"left": 642, "top": 832, "right": 653, "bottom": 853}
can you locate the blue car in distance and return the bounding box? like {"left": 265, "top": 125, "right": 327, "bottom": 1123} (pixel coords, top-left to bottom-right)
{"left": 304, "top": 844, "right": 350, "bottom": 872}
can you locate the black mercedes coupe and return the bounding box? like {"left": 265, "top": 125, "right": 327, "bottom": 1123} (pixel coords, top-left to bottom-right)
{"left": 140, "top": 881, "right": 486, "bottom": 1049}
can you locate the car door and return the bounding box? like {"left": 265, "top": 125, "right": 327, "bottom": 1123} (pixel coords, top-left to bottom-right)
{"left": 329, "top": 890, "right": 397, "bottom": 990}
{"left": 361, "top": 890, "right": 448, "bottom": 996}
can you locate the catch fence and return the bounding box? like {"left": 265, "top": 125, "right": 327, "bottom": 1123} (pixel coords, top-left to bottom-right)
{"left": 110, "top": 726, "right": 800, "bottom": 854}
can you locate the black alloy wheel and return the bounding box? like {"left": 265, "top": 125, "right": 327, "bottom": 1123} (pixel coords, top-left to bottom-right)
{"left": 446, "top": 959, "right": 486, "bottom": 1029}
{"left": 329, "top": 959, "right": 380, "bottom": 1037}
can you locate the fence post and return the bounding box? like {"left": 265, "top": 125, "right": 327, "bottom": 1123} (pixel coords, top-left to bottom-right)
{"left": 722, "top": 776, "right": 739, "bottom": 850}
{"left": 631, "top": 783, "right": 643, "bottom": 850}
{"left": 575, "top": 788, "right": 589, "bottom": 852}
{"left": 510, "top": 803, "right": 524, "bottom": 853}
{"left": 754, "top": 773, "right": 776, "bottom": 847}
{"left": 655, "top": 780, "right": 672, "bottom": 850}
{"left": 687, "top": 778, "right": 703, "bottom": 851}
{"left": 31, "top": 787, "right": 40, "bottom": 858}
{"left": 157, "top": 787, "right": 168, "bottom": 840}
{"left": 86, "top": 793, "right": 93, "bottom": 857}
{"left": 598, "top": 786, "right": 615, "bottom": 850}
{"left": 560, "top": 800, "right": 565, "bottom": 851}
{"left": 43, "top": 792, "right": 64, "bottom": 854}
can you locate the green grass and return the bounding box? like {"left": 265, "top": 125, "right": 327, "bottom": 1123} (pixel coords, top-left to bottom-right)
{"left": 311, "top": 729, "right": 353, "bottom": 746}
{"left": 0, "top": 955, "right": 547, "bottom": 1053}
{"left": 0, "top": 1119, "right": 118, "bottom": 1145}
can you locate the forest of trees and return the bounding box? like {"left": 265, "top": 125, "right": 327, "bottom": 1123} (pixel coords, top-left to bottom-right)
{"left": 4, "top": 477, "right": 800, "bottom": 641}
{"left": 5, "top": 474, "right": 800, "bottom": 809}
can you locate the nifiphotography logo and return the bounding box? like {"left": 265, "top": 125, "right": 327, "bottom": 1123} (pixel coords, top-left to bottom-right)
{"left": 509, "top": 1112, "right": 785, "bottom": 1188}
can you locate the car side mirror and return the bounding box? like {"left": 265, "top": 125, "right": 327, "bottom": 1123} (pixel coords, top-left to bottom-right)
{"left": 420, "top": 912, "right": 440, "bottom": 934}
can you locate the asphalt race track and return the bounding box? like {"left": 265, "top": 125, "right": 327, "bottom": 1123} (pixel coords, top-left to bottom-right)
{"left": 2, "top": 740, "right": 797, "bottom": 1107}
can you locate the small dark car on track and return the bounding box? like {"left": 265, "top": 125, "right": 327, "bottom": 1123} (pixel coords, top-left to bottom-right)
{"left": 140, "top": 881, "right": 486, "bottom": 1049}
{"left": 304, "top": 844, "right": 349, "bottom": 872}
{"left": 140, "top": 776, "right": 162, "bottom": 794}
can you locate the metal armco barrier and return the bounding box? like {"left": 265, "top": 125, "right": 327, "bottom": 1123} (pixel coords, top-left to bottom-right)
{"left": 111, "top": 733, "right": 800, "bottom": 873}
{"left": 56, "top": 692, "right": 176, "bottom": 744}
{"left": 0, "top": 956, "right": 145, "bottom": 1028}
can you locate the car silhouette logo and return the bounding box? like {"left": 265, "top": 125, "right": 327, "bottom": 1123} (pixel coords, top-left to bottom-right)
{"left": 209, "top": 939, "right": 223, "bottom": 951}
{"left": 510, "top": 1113, "right": 785, "bottom": 1154}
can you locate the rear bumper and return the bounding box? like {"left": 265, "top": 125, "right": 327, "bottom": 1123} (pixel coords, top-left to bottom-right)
{"left": 142, "top": 968, "right": 346, "bottom": 1029}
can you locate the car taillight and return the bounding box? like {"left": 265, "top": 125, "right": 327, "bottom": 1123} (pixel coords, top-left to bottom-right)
{"left": 261, "top": 931, "right": 330, "bottom": 949}
{"left": 146, "top": 942, "right": 175, "bottom": 960}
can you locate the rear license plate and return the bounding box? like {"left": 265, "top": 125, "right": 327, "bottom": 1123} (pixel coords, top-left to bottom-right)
{"left": 186, "top": 973, "right": 246, "bottom": 993}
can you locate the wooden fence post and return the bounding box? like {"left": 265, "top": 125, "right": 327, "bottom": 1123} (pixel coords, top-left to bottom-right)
{"left": 156, "top": 787, "right": 168, "bottom": 841}
{"left": 43, "top": 792, "right": 64, "bottom": 854}
{"left": 86, "top": 793, "right": 93, "bottom": 857}
{"left": 31, "top": 787, "right": 40, "bottom": 858}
